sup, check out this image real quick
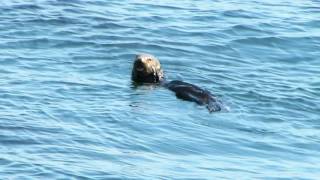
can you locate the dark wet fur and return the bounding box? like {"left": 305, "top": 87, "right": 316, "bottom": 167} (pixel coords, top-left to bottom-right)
{"left": 164, "top": 80, "right": 221, "bottom": 112}
{"left": 132, "top": 72, "right": 161, "bottom": 83}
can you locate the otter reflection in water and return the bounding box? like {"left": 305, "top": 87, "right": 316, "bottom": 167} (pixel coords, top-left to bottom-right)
{"left": 131, "top": 53, "right": 222, "bottom": 112}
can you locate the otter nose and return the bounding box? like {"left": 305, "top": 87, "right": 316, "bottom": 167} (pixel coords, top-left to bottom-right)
{"left": 135, "top": 58, "right": 145, "bottom": 71}
{"left": 135, "top": 58, "right": 144, "bottom": 65}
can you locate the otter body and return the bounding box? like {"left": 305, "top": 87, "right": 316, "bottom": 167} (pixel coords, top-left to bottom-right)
{"left": 165, "top": 80, "right": 221, "bottom": 112}
{"left": 131, "top": 53, "right": 221, "bottom": 112}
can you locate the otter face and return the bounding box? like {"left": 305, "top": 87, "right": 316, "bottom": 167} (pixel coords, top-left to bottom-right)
{"left": 131, "top": 53, "right": 164, "bottom": 83}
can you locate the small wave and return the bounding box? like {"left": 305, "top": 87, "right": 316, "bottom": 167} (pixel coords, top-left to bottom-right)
{"left": 49, "top": 0, "right": 85, "bottom": 7}
{"left": 27, "top": 17, "right": 83, "bottom": 26}
{"left": 222, "top": 9, "right": 266, "bottom": 19}
{"left": 12, "top": 4, "right": 43, "bottom": 10}
{"left": 93, "top": 22, "right": 131, "bottom": 29}
{"left": 53, "top": 40, "right": 98, "bottom": 48}
{"left": 132, "top": 3, "right": 190, "bottom": 11}
{"left": 232, "top": 35, "right": 319, "bottom": 48}
{"left": 225, "top": 24, "right": 274, "bottom": 36}
{"left": 125, "top": 15, "right": 168, "bottom": 23}
{"left": 232, "top": 36, "right": 285, "bottom": 46}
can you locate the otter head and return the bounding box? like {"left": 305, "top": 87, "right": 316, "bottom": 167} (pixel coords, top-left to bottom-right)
{"left": 131, "top": 53, "right": 164, "bottom": 83}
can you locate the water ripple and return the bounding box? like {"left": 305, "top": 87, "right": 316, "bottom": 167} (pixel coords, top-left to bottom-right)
{"left": 0, "top": 0, "right": 319, "bottom": 179}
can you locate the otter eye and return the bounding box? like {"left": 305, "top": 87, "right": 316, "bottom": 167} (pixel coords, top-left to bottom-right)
{"left": 147, "top": 58, "right": 152, "bottom": 62}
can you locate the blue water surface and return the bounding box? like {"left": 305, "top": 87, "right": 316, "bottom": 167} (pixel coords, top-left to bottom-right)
{"left": 0, "top": 0, "right": 319, "bottom": 179}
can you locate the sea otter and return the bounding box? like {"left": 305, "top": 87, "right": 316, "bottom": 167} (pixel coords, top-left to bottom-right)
{"left": 132, "top": 53, "right": 222, "bottom": 112}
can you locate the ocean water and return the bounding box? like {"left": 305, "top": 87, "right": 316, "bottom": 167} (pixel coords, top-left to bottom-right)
{"left": 0, "top": 0, "right": 319, "bottom": 179}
